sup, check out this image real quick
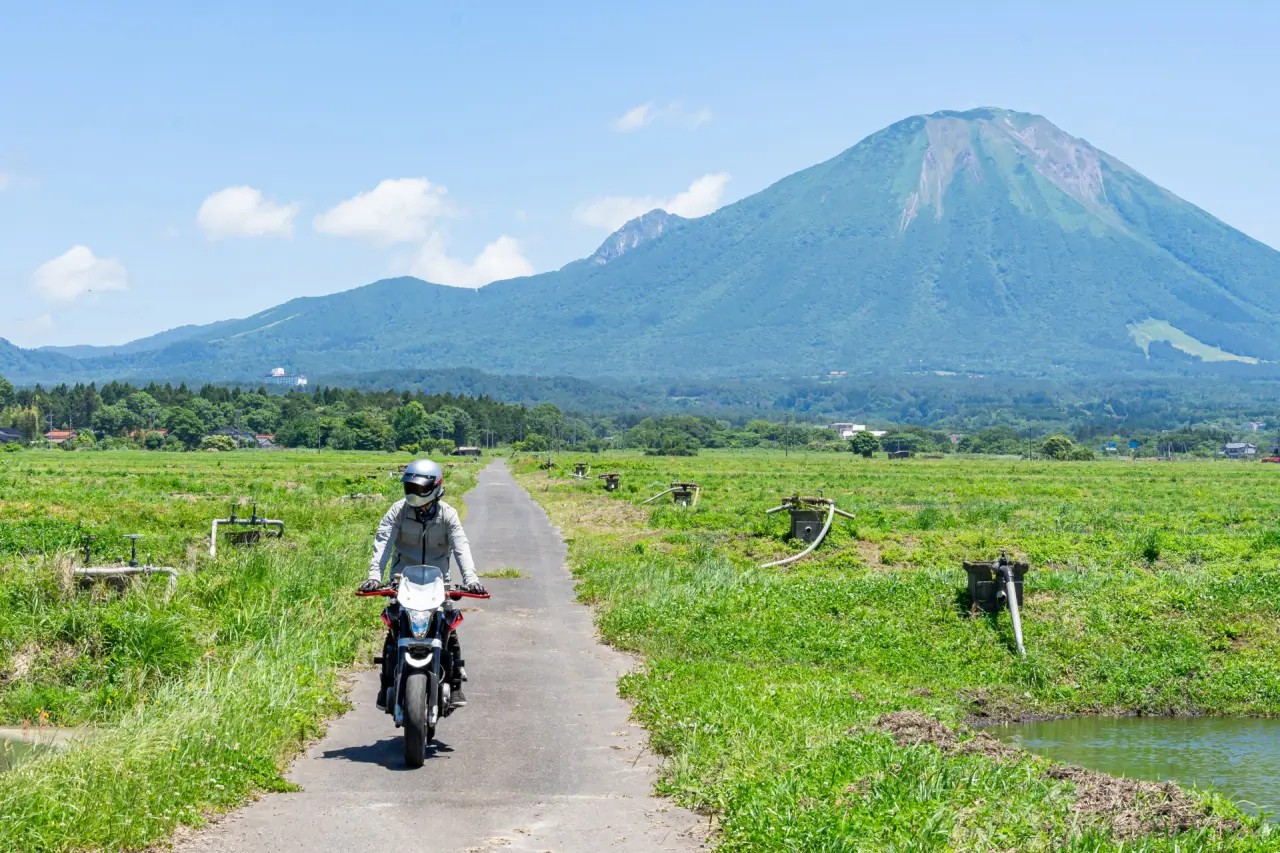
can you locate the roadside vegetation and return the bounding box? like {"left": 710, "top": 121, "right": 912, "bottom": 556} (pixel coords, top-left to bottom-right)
{"left": 0, "top": 450, "right": 478, "bottom": 852}
{"left": 516, "top": 452, "right": 1280, "bottom": 851}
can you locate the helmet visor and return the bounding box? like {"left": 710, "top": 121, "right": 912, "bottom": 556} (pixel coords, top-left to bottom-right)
{"left": 404, "top": 478, "right": 438, "bottom": 496}
{"left": 404, "top": 477, "right": 439, "bottom": 507}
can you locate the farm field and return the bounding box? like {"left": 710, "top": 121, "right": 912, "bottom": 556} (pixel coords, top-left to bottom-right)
{"left": 0, "top": 450, "right": 478, "bottom": 852}
{"left": 515, "top": 452, "right": 1280, "bottom": 851}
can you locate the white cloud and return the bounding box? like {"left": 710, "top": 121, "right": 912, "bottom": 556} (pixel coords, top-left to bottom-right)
{"left": 574, "top": 172, "right": 732, "bottom": 230}
{"left": 612, "top": 102, "right": 711, "bottom": 132}
{"left": 314, "top": 178, "right": 452, "bottom": 244}
{"left": 613, "top": 103, "right": 656, "bottom": 132}
{"left": 33, "top": 246, "right": 129, "bottom": 303}
{"left": 408, "top": 233, "right": 534, "bottom": 289}
{"left": 197, "top": 186, "right": 299, "bottom": 239}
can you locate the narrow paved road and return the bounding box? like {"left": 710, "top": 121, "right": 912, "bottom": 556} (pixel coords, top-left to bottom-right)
{"left": 180, "top": 460, "right": 705, "bottom": 853}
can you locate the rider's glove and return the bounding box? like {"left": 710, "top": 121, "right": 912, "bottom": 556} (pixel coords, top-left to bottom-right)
{"left": 464, "top": 582, "right": 488, "bottom": 596}
{"left": 358, "top": 578, "right": 382, "bottom": 593}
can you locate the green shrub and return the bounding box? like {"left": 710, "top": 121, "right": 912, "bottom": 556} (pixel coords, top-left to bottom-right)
{"left": 199, "top": 435, "right": 238, "bottom": 452}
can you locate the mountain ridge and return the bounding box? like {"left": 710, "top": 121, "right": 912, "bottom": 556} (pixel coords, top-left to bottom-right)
{"left": 5, "top": 106, "right": 1280, "bottom": 385}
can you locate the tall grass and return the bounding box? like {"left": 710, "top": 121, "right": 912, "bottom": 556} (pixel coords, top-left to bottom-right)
{"left": 0, "top": 451, "right": 478, "bottom": 852}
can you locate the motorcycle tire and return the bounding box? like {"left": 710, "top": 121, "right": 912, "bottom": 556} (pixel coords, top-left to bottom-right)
{"left": 403, "top": 671, "right": 429, "bottom": 768}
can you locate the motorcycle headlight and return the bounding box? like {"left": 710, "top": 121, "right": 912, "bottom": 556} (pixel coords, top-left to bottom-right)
{"left": 406, "top": 608, "right": 432, "bottom": 639}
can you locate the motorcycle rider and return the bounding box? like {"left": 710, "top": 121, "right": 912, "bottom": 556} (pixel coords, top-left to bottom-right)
{"left": 360, "top": 459, "right": 487, "bottom": 709}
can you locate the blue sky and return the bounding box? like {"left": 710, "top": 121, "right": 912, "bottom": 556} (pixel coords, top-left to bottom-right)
{"left": 1, "top": 1, "right": 1277, "bottom": 347}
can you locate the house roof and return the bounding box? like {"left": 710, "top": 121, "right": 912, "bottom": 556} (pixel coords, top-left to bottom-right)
{"left": 44, "top": 430, "right": 77, "bottom": 440}
{"left": 1225, "top": 442, "right": 1256, "bottom": 449}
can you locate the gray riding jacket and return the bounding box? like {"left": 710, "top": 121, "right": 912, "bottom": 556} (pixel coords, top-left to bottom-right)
{"left": 367, "top": 499, "right": 478, "bottom": 586}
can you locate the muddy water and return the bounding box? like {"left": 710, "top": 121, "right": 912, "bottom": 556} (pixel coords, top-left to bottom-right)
{"left": 0, "top": 727, "right": 81, "bottom": 772}
{"left": 992, "top": 717, "right": 1280, "bottom": 818}
{"left": 0, "top": 736, "right": 42, "bottom": 771}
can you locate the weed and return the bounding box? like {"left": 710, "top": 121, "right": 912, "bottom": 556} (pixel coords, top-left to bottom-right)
{"left": 479, "top": 568, "right": 527, "bottom": 579}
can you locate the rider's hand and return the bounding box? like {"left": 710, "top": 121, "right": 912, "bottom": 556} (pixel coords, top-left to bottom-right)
{"left": 358, "top": 578, "right": 382, "bottom": 593}
{"left": 464, "top": 582, "right": 488, "bottom": 596}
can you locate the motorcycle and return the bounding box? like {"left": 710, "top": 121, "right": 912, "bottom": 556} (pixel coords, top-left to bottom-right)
{"left": 357, "top": 564, "right": 490, "bottom": 768}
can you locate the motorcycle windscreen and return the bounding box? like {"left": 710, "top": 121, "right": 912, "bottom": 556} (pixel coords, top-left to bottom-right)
{"left": 398, "top": 564, "right": 446, "bottom": 611}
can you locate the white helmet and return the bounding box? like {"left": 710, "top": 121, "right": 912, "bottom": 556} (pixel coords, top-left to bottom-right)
{"left": 401, "top": 458, "right": 444, "bottom": 508}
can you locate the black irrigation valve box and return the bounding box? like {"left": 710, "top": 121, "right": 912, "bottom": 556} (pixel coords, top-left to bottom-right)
{"left": 789, "top": 508, "right": 826, "bottom": 543}
{"left": 963, "top": 558, "right": 1029, "bottom": 614}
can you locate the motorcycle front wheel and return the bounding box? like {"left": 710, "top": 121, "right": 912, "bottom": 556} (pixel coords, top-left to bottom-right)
{"left": 403, "top": 671, "right": 430, "bottom": 768}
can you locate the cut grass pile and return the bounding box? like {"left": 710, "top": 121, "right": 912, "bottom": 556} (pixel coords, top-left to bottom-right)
{"left": 0, "top": 450, "right": 478, "bottom": 852}
{"left": 516, "top": 452, "right": 1280, "bottom": 851}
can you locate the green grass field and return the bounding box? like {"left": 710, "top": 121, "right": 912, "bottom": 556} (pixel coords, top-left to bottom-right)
{"left": 516, "top": 452, "right": 1280, "bottom": 851}
{"left": 0, "top": 450, "right": 478, "bottom": 853}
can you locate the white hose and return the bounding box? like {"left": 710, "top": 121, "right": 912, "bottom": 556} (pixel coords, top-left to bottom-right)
{"left": 642, "top": 487, "right": 678, "bottom": 504}
{"left": 760, "top": 503, "right": 835, "bottom": 569}
{"left": 1005, "top": 576, "right": 1026, "bottom": 656}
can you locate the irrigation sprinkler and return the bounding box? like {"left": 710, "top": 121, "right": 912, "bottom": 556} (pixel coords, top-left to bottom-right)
{"left": 963, "top": 550, "right": 1029, "bottom": 656}
{"left": 643, "top": 482, "right": 701, "bottom": 507}
{"left": 74, "top": 533, "right": 178, "bottom": 601}
{"left": 340, "top": 493, "right": 384, "bottom": 501}
{"left": 209, "top": 502, "right": 285, "bottom": 557}
{"left": 570, "top": 462, "right": 591, "bottom": 480}
{"left": 598, "top": 472, "right": 621, "bottom": 491}
{"left": 760, "top": 493, "right": 856, "bottom": 569}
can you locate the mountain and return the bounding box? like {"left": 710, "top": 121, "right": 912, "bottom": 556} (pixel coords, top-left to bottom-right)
{"left": 6, "top": 107, "right": 1280, "bottom": 385}
{"left": 585, "top": 209, "right": 687, "bottom": 265}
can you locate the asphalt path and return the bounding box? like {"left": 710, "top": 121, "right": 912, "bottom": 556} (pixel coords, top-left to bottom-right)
{"left": 180, "top": 459, "right": 706, "bottom": 853}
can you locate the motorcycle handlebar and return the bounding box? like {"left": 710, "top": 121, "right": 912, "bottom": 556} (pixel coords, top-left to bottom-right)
{"left": 354, "top": 586, "right": 492, "bottom": 600}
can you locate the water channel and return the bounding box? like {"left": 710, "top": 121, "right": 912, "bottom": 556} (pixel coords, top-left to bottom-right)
{"left": 992, "top": 716, "right": 1280, "bottom": 818}
{"left": 0, "top": 727, "right": 80, "bottom": 772}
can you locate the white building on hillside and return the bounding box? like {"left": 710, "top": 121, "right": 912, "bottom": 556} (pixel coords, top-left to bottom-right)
{"left": 266, "top": 368, "right": 308, "bottom": 387}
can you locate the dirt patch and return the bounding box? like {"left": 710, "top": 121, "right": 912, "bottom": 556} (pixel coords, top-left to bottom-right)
{"left": 871, "top": 712, "right": 1243, "bottom": 840}
{"left": 1046, "top": 764, "right": 1241, "bottom": 840}
{"left": 875, "top": 711, "right": 1021, "bottom": 762}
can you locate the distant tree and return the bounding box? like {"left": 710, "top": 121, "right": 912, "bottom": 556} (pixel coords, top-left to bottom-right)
{"left": 343, "top": 410, "right": 393, "bottom": 451}
{"left": 514, "top": 432, "right": 550, "bottom": 452}
{"left": 1040, "top": 434, "right": 1075, "bottom": 460}
{"left": 0, "top": 373, "right": 14, "bottom": 409}
{"left": 276, "top": 418, "right": 318, "bottom": 448}
{"left": 143, "top": 430, "right": 166, "bottom": 450}
{"left": 92, "top": 403, "right": 142, "bottom": 437}
{"left": 849, "top": 431, "right": 880, "bottom": 458}
{"left": 165, "top": 407, "right": 206, "bottom": 450}
{"left": 1068, "top": 445, "right": 1096, "bottom": 461}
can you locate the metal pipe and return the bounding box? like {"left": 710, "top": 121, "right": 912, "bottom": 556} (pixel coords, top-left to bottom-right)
{"left": 74, "top": 566, "right": 178, "bottom": 601}
{"left": 209, "top": 518, "right": 285, "bottom": 557}
{"left": 760, "top": 503, "right": 836, "bottom": 569}
{"left": 642, "top": 487, "right": 678, "bottom": 504}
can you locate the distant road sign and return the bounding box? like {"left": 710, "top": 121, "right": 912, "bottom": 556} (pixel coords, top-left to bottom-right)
{"left": 1129, "top": 440, "right": 1140, "bottom": 449}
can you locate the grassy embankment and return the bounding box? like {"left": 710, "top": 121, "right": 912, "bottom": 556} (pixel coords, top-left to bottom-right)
{"left": 516, "top": 452, "right": 1280, "bottom": 851}
{"left": 0, "top": 450, "right": 478, "bottom": 852}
